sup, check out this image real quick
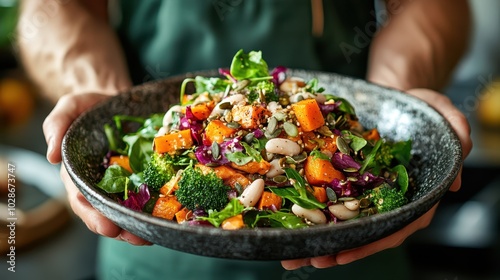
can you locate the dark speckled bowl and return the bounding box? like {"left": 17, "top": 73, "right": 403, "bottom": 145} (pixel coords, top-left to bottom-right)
{"left": 62, "top": 70, "right": 462, "bottom": 260}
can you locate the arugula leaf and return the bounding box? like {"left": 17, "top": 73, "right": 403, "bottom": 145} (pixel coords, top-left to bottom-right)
{"left": 359, "top": 139, "right": 382, "bottom": 174}
{"left": 270, "top": 187, "right": 325, "bottom": 209}
{"left": 305, "top": 78, "right": 325, "bottom": 94}
{"left": 230, "top": 49, "right": 270, "bottom": 80}
{"left": 282, "top": 168, "right": 326, "bottom": 209}
{"left": 241, "top": 142, "right": 262, "bottom": 162}
{"left": 197, "top": 198, "right": 245, "bottom": 227}
{"left": 97, "top": 165, "right": 132, "bottom": 193}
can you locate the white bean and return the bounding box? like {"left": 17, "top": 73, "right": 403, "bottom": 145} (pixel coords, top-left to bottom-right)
{"left": 266, "top": 158, "right": 285, "bottom": 178}
{"left": 328, "top": 204, "right": 359, "bottom": 220}
{"left": 265, "top": 138, "right": 301, "bottom": 156}
{"left": 163, "top": 105, "right": 182, "bottom": 128}
{"left": 343, "top": 199, "right": 360, "bottom": 211}
{"left": 209, "top": 94, "right": 246, "bottom": 117}
{"left": 238, "top": 179, "right": 264, "bottom": 207}
{"left": 291, "top": 204, "right": 327, "bottom": 224}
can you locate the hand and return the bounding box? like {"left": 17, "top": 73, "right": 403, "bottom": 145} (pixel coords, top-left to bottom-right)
{"left": 43, "top": 93, "right": 151, "bottom": 246}
{"left": 282, "top": 88, "right": 472, "bottom": 270}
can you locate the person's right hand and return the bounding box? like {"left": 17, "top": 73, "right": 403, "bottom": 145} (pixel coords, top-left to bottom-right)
{"left": 43, "top": 93, "right": 151, "bottom": 245}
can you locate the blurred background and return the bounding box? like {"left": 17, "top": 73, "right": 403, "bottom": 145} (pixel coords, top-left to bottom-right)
{"left": 1, "top": 0, "right": 499, "bottom": 279}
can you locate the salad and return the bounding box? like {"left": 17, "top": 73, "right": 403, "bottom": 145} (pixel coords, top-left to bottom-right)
{"left": 98, "top": 50, "right": 413, "bottom": 230}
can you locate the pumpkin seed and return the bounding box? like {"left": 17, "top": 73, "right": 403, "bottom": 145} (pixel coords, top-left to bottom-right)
{"left": 347, "top": 177, "right": 358, "bottom": 182}
{"left": 267, "top": 117, "right": 278, "bottom": 134}
{"left": 272, "top": 175, "right": 288, "bottom": 183}
{"left": 317, "top": 126, "right": 333, "bottom": 137}
{"left": 326, "top": 188, "right": 337, "bottom": 202}
{"left": 211, "top": 141, "right": 220, "bottom": 160}
{"left": 205, "top": 162, "right": 220, "bottom": 167}
{"left": 264, "top": 128, "right": 282, "bottom": 139}
{"left": 273, "top": 112, "right": 287, "bottom": 121}
{"left": 283, "top": 122, "right": 298, "bottom": 137}
{"left": 338, "top": 197, "right": 355, "bottom": 201}
{"left": 343, "top": 167, "right": 359, "bottom": 172}
{"left": 226, "top": 122, "right": 241, "bottom": 129}
{"left": 243, "top": 132, "right": 255, "bottom": 143}
{"left": 336, "top": 137, "right": 350, "bottom": 154}
{"left": 234, "top": 182, "right": 243, "bottom": 195}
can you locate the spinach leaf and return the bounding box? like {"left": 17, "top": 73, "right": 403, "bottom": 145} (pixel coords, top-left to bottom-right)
{"left": 241, "top": 142, "right": 262, "bottom": 162}
{"left": 230, "top": 49, "right": 270, "bottom": 80}
{"left": 97, "top": 165, "right": 132, "bottom": 193}
{"left": 249, "top": 210, "right": 308, "bottom": 229}
{"left": 391, "top": 139, "right": 412, "bottom": 166}
{"left": 392, "top": 164, "right": 409, "bottom": 194}
{"left": 123, "top": 135, "right": 153, "bottom": 173}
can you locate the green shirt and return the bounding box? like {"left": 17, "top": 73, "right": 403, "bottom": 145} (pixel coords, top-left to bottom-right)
{"left": 98, "top": 1, "right": 411, "bottom": 279}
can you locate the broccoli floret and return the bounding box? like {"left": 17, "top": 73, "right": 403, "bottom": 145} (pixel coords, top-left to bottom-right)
{"left": 143, "top": 152, "right": 176, "bottom": 190}
{"left": 365, "top": 185, "right": 408, "bottom": 213}
{"left": 176, "top": 166, "right": 230, "bottom": 211}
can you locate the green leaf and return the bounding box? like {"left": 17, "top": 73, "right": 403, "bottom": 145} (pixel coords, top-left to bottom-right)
{"left": 194, "top": 76, "right": 230, "bottom": 94}
{"left": 251, "top": 210, "right": 308, "bottom": 229}
{"left": 359, "top": 139, "right": 382, "bottom": 174}
{"left": 226, "top": 152, "right": 253, "bottom": 166}
{"left": 241, "top": 142, "right": 262, "bottom": 162}
{"left": 391, "top": 140, "right": 412, "bottom": 166}
{"left": 123, "top": 135, "right": 153, "bottom": 173}
{"left": 97, "top": 165, "right": 132, "bottom": 193}
{"left": 270, "top": 187, "right": 325, "bottom": 209}
{"left": 310, "top": 149, "right": 330, "bottom": 160}
{"left": 392, "top": 165, "right": 409, "bottom": 194}
{"left": 230, "top": 49, "right": 270, "bottom": 80}
{"left": 197, "top": 198, "right": 245, "bottom": 227}
{"left": 342, "top": 131, "right": 367, "bottom": 152}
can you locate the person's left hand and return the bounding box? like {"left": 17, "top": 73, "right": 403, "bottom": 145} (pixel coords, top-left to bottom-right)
{"left": 282, "top": 88, "right": 473, "bottom": 269}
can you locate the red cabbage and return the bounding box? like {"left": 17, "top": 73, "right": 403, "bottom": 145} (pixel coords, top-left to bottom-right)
{"left": 319, "top": 100, "right": 342, "bottom": 115}
{"left": 121, "top": 184, "right": 151, "bottom": 212}
{"left": 331, "top": 152, "right": 361, "bottom": 171}
{"left": 218, "top": 68, "right": 237, "bottom": 83}
{"left": 194, "top": 137, "right": 244, "bottom": 165}
{"left": 179, "top": 106, "right": 203, "bottom": 144}
{"left": 270, "top": 66, "right": 287, "bottom": 86}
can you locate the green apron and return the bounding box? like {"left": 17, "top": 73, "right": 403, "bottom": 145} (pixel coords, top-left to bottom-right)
{"left": 98, "top": 1, "right": 411, "bottom": 279}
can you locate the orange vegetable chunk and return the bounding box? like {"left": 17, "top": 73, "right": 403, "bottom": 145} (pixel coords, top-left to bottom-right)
{"left": 190, "top": 101, "right": 214, "bottom": 120}
{"left": 154, "top": 129, "right": 193, "bottom": 154}
{"left": 109, "top": 155, "right": 133, "bottom": 173}
{"left": 257, "top": 191, "right": 283, "bottom": 210}
{"left": 152, "top": 196, "right": 182, "bottom": 220}
{"left": 196, "top": 164, "right": 250, "bottom": 188}
{"left": 312, "top": 186, "right": 328, "bottom": 203}
{"left": 304, "top": 156, "right": 345, "bottom": 185}
{"left": 231, "top": 105, "right": 270, "bottom": 129}
{"left": 204, "top": 120, "right": 237, "bottom": 144}
{"left": 221, "top": 214, "right": 245, "bottom": 230}
{"left": 175, "top": 207, "right": 193, "bottom": 224}
{"left": 291, "top": 98, "right": 325, "bottom": 132}
{"left": 230, "top": 160, "right": 271, "bottom": 175}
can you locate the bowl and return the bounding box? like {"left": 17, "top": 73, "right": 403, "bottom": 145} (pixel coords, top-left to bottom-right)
{"left": 62, "top": 69, "right": 462, "bottom": 260}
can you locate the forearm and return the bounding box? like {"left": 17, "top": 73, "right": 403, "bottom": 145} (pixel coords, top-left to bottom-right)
{"left": 367, "top": 0, "right": 471, "bottom": 91}
{"left": 17, "top": 0, "right": 131, "bottom": 102}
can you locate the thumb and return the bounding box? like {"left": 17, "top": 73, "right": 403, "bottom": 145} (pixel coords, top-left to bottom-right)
{"left": 43, "top": 93, "right": 111, "bottom": 164}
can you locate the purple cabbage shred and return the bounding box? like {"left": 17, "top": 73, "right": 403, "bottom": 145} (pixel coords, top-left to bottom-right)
{"left": 121, "top": 184, "right": 151, "bottom": 212}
